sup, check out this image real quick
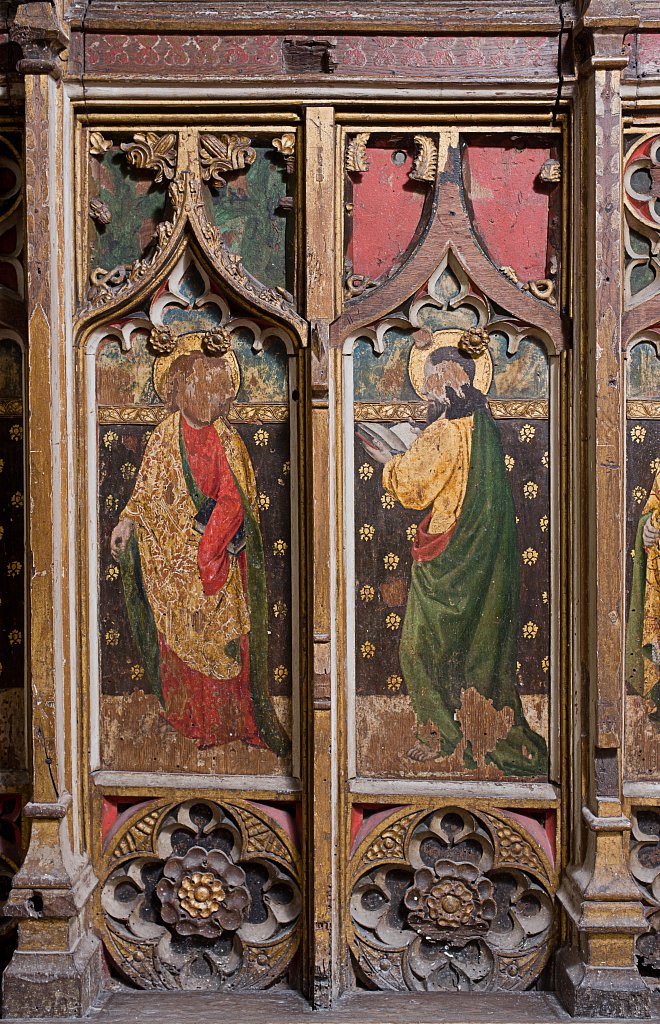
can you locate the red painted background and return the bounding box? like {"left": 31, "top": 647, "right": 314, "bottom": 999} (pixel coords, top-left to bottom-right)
{"left": 349, "top": 145, "right": 427, "bottom": 284}
{"left": 462, "top": 141, "right": 556, "bottom": 284}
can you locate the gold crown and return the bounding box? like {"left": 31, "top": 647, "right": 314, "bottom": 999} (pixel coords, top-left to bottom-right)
{"left": 149, "top": 326, "right": 240, "bottom": 401}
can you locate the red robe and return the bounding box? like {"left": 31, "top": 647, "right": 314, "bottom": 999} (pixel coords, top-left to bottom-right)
{"left": 158, "top": 419, "right": 265, "bottom": 748}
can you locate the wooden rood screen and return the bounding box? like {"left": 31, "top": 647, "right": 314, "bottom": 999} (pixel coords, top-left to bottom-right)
{"left": 3, "top": 1, "right": 660, "bottom": 1020}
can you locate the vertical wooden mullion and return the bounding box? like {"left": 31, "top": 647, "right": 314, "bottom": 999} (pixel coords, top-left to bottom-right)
{"left": 303, "top": 104, "right": 339, "bottom": 1007}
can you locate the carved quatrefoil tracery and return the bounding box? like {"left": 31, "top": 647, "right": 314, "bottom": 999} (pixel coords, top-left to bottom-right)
{"left": 98, "top": 798, "right": 302, "bottom": 992}
{"left": 349, "top": 806, "right": 556, "bottom": 993}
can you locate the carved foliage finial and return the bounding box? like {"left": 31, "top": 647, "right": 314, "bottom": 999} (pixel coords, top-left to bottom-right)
{"left": 199, "top": 134, "right": 257, "bottom": 189}
{"left": 120, "top": 132, "right": 178, "bottom": 183}
{"left": 346, "top": 133, "right": 370, "bottom": 175}
{"left": 272, "top": 134, "right": 296, "bottom": 174}
{"left": 409, "top": 135, "right": 439, "bottom": 184}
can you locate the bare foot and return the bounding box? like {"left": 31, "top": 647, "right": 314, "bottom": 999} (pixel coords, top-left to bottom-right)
{"left": 406, "top": 741, "right": 438, "bottom": 762}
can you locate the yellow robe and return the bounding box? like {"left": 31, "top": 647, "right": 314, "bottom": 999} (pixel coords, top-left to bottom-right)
{"left": 382, "top": 415, "right": 473, "bottom": 534}
{"left": 121, "top": 412, "right": 258, "bottom": 680}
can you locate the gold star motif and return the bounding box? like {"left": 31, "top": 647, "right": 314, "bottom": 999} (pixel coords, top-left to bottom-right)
{"left": 504, "top": 454, "right": 515, "bottom": 472}
{"left": 359, "top": 524, "right": 375, "bottom": 542}
{"left": 519, "top": 424, "right": 536, "bottom": 443}
{"left": 383, "top": 552, "right": 399, "bottom": 571}
{"left": 522, "top": 548, "right": 538, "bottom": 566}
{"left": 361, "top": 641, "right": 375, "bottom": 659}
{"left": 522, "top": 621, "right": 538, "bottom": 640}
{"left": 631, "top": 425, "right": 647, "bottom": 444}
{"left": 385, "top": 612, "right": 401, "bottom": 630}
{"left": 254, "top": 428, "right": 269, "bottom": 447}
{"left": 523, "top": 481, "right": 539, "bottom": 500}
{"left": 360, "top": 584, "right": 375, "bottom": 602}
{"left": 359, "top": 463, "right": 374, "bottom": 481}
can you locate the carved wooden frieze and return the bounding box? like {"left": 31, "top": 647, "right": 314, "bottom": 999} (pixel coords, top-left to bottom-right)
{"left": 97, "top": 797, "right": 301, "bottom": 991}
{"left": 349, "top": 805, "right": 556, "bottom": 992}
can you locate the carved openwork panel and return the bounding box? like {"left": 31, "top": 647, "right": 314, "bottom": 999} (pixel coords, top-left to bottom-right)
{"left": 96, "top": 797, "right": 301, "bottom": 990}
{"left": 340, "top": 128, "right": 564, "bottom": 781}
{"left": 348, "top": 805, "right": 557, "bottom": 992}
{"left": 631, "top": 808, "right": 660, "bottom": 986}
{"left": 624, "top": 132, "right": 660, "bottom": 310}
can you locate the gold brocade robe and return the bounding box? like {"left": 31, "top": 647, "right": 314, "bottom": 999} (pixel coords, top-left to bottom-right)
{"left": 121, "top": 412, "right": 258, "bottom": 680}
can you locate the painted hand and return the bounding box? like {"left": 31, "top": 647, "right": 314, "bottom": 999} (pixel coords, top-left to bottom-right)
{"left": 643, "top": 517, "right": 660, "bottom": 550}
{"left": 110, "top": 519, "right": 133, "bottom": 562}
{"left": 369, "top": 440, "right": 392, "bottom": 465}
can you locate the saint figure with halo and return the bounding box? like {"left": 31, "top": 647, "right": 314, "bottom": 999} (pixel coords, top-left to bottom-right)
{"left": 365, "top": 327, "right": 548, "bottom": 776}
{"left": 110, "top": 326, "right": 290, "bottom": 756}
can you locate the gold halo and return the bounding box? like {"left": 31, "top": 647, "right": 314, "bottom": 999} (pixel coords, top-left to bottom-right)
{"left": 408, "top": 328, "right": 493, "bottom": 398}
{"left": 152, "top": 331, "right": 241, "bottom": 402}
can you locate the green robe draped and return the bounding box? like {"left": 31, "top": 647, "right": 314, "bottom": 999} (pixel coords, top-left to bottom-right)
{"left": 399, "top": 408, "right": 548, "bottom": 776}
{"left": 626, "top": 511, "right": 660, "bottom": 714}
{"left": 120, "top": 420, "right": 290, "bottom": 757}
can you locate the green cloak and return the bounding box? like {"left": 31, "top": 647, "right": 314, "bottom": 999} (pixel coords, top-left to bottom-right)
{"left": 626, "top": 511, "right": 660, "bottom": 713}
{"left": 120, "top": 420, "right": 290, "bottom": 757}
{"left": 399, "top": 407, "right": 548, "bottom": 776}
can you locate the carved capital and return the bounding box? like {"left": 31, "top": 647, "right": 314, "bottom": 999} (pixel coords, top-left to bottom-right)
{"left": 9, "top": 2, "right": 68, "bottom": 79}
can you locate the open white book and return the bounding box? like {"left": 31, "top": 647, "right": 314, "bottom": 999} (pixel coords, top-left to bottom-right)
{"left": 356, "top": 421, "right": 421, "bottom": 459}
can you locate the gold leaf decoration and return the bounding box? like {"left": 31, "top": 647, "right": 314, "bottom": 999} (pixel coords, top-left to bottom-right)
{"left": 346, "top": 132, "right": 370, "bottom": 174}
{"left": 90, "top": 131, "right": 112, "bottom": 156}
{"left": 199, "top": 133, "right": 257, "bottom": 188}
{"left": 120, "top": 132, "right": 178, "bottom": 183}
{"left": 272, "top": 133, "right": 296, "bottom": 173}
{"left": 409, "top": 135, "right": 438, "bottom": 183}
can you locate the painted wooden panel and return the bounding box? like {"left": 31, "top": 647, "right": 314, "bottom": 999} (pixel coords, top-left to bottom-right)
{"left": 350, "top": 266, "right": 551, "bottom": 780}
{"left": 94, "top": 252, "right": 297, "bottom": 777}
{"left": 625, "top": 340, "right": 660, "bottom": 779}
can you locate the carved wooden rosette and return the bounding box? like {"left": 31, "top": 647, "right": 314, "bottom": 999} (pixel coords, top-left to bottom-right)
{"left": 348, "top": 806, "right": 557, "bottom": 993}
{"left": 631, "top": 809, "right": 660, "bottom": 980}
{"left": 78, "top": 128, "right": 306, "bottom": 347}
{"left": 97, "top": 797, "right": 302, "bottom": 991}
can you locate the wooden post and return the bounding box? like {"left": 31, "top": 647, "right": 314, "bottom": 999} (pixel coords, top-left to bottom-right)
{"left": 1, "top": 3, "right": 102, "bottom": 1016}
{"left": 303, "top": 104, "right": 339, "bottom": 1007}
{"left": 556, "top": 3, "right": 651, "bottom": 1016}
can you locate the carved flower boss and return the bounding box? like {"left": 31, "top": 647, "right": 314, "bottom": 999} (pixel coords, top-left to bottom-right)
{"left": 404, "top": 859, "right": 496, "bottom": 943}
{"left": 156, "top": 845, "right": 250, "bottom": 939}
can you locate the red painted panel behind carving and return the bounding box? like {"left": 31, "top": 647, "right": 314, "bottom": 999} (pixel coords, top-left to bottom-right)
{"left": 349, "top": 146, "right": 426, "bottom": 283}
{"left": 463, "top": 141, "right": 556, "bottom": 284}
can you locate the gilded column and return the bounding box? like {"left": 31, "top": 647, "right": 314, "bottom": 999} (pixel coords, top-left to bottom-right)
{"left": 1, "top": 2, "right": 102, "bottom": 1016}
